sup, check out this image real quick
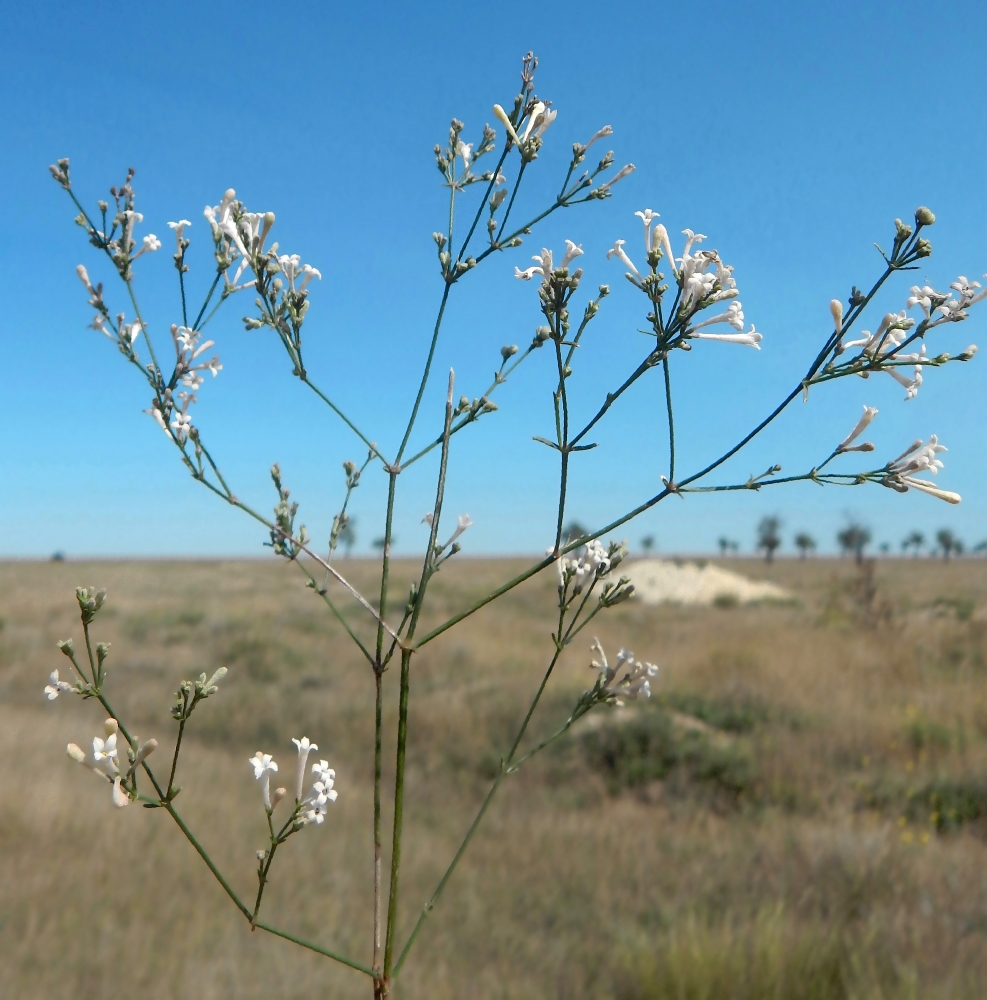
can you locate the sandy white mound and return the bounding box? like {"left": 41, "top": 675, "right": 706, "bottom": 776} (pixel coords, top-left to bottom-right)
{"left": 625, "top": 558, "right": 792, "bottom": 606}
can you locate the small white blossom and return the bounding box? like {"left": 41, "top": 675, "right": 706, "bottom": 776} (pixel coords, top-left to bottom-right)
{"left": 170, "top": 411, "right": 192, "bottom": 441}
{"left": 44, "top": 669, "right": 75, "bottom": 700}
{"left": 291, "top": 737, "right": 318, "bottom": 803}
{"left": 168, "top": 219, "right": 191, "bottom": 257}
{"left": 249, "top": 751, "right": 279, "bottom": 811}
{"left": 455, "top": 139, "right": 473, "bottom": 168}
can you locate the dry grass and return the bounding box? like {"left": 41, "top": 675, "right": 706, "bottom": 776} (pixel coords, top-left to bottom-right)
{"left": 1, "top": 555, "right": 987, "bottom": 999}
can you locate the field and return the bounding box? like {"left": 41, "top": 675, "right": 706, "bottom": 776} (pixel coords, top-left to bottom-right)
{"left": 2, "top": 555, "right": 986, "bottom": 999}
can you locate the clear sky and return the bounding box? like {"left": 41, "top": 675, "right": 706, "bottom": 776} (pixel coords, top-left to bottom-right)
{"left": 3, "top": 0, "right": 986, "bottom": 558}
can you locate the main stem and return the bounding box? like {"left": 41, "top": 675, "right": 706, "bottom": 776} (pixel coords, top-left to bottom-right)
{"left": 382, "top": 647, "right": 413, "bottom": 989}
{"left": 373, "top": 667, "right": 384, "bottom": 983}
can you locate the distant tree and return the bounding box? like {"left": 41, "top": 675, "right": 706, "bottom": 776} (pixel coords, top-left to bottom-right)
{"left": 973, "top": 540, "right": 987, "bottom": 555}
{"left": 641, "top": 535, "right": 655, "bottom": 555}
{"left": 51, "top": 551, "right": 66, "bottom": 562}
{"left": 879, "top": 542, "right": 890, "bottom": 554}
{"left": 794, "top": 533, "right": 816, "bottom": 560}
{"left": 339, "top": 518, "right": 357, "bottom": 557}
{"left": 902, "top": 530, "right": 925, "bottom": 558}
{"left": 757, "top": 517, "right": 782, "bottom": 564}
{"left": 837, "top": 522, "right": 871, "bottom": 565}
{"left": 936, "top": 528, "right": 962, "bottom": 560}
{"left": 717, "top": 537, "right": 737, "bottom": 557}
{"left": 372, "top": 536, "right": 393, "bottom": 553}
{"left": 562, "top": 521, "right": 588, "bottom": 543}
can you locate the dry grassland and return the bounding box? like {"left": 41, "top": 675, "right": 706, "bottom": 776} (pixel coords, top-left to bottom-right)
{"left": 1, "top": 555, "right": 986, "bottom": 999}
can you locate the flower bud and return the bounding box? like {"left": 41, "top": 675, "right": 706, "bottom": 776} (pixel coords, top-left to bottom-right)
{"left": 104, "top": 718, "right": 119, "bottom": 737}
{"left": 57, "top": 638, "right": 75, "bottom": 657}
{"left": 830, "top": 299, "right": 843, "bottom": 335}
{"left": 501, "top": 345, "right": 518, "bottom": 359}
{"left": 914, "top": 206, "right": 936, "bottom": 226}
{"left": 66, "top": 743, "right": 87, "bottom": 764}
{"left": 134, "top": 739, "right": 158, "bottom": 766}
{"left": 272, "top": 787, "right": 287, "bottom": 810}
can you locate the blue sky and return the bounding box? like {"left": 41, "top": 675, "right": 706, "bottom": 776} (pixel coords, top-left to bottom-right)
{"left": 3, "top": 0, "right": 986, "bottom": 557}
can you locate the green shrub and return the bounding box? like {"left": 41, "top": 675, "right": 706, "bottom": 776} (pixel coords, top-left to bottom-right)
{"left": 581, "top": 710, "right": 757, "bottom": 802}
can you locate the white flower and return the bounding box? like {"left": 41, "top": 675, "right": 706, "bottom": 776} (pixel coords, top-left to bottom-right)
{"left": 514, "top": 243, "right": 582, "bottom": 284}
{"left": 634, "top": 209, "right": 660, "bottom": 255}
{"left": 443, "top": 513, "right": 473, "bottom": 550}
{"left": 168, "top": 219, "right": 191, "bottom": 254}
{"left": 204, "top": 189, "right": 236, "bottom": 236}
{"left": 122, "top": 320, "right": 144, "bottom": 346}
{"left": 837, "top": 405, "right": 878, "bottom": 453}
{"left": 44, "top": 669, "right": 74, "bottom": 700}
{"left": 606, "top": 239, "right": 643, "bottom": 286}
{"left": 277, "top": 254, "right": 321, "bottom": 293}
{"left": 519, "top": 101, "right": 556, "bottom": 142}
{"left": 249, "top": 751, "right": 279, "bottom": 811}
{"left": 692, "top": 326, "right": 762, "bottom": 349}
{"left": 291, "top": 737, "right": 318, "bottom": 803}
{"left": 455, "top": 139, "right": 473, "bottom": 168}
{"left": 142, "top": 234, "right": 161, "bottom": 253}
{"left": 93, "top": 732, "right": 118, "bottom": 765}
{"left": 171, "top": 411, "right": 192, "bottom": 441}
{"left": 690, "top": 301, "right": 745, "bottom": 333}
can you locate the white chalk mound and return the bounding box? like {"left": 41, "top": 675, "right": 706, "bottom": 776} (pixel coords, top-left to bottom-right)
{"left": 625, "top": 558, "right": 792, "bottom": 606}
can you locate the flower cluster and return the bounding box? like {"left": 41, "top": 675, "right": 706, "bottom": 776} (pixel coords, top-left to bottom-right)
{"left": 66, "top": 718, "right": 157, "bottom": 809}
{"left": 144, "top": 324, "right": 223, "bottom": 442}
{"left": 588, "top": 638, "right": 658, "bottom": 704}
{"left": 249, "top": 737, "right": 338, "bottom": 826}
{"left": 881, "top": 434, "right": 959, "bottom": 504}
{"left": 554, "top": 539, "right": 632, "bottom": 609}
{"left": 607, "top": 210, "right": 762, "bottom": 350}
{"left": 835, "top": 272, "right": 983, "bottom": 400}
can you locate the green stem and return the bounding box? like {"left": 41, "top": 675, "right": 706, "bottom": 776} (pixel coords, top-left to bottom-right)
{"left": 192, "top": 273, "right": 223, "bottom": 330}
{"left": 252, "top": 840, "right": 279, "bottom": 923}
{"left": 373, "top": 667, "right": 384, "bottom": 977}
{"left": 296, "top": 561, "right": 375, "bottom": 665}
{"left": 396, "top": 284, "right": 452, "bottom": 464}
{"left": 301, "top": 374, "right": 387, "bottom": 466}
{"left": 167, "top": 716, "right": 186, "bottom": 798}
{"left": 375, "top": 471, "right": 399, "bottom": 663}
{"left": 382, "top": 647, "right": 413, "bottom": 981}
{"left": 253, "top": 921, "right": 374, "bottom": 977}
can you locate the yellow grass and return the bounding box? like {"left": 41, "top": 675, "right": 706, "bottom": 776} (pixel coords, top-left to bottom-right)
{"left": 2, "top": 555, "right": 986, "bottom": 998}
